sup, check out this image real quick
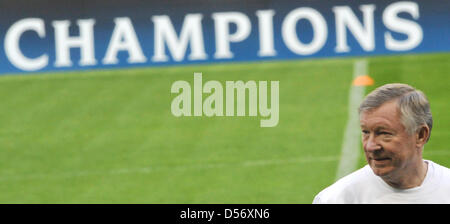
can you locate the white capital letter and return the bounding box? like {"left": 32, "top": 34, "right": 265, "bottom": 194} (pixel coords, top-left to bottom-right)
{"left": 152, "top": 14, "right": 207, "bottom": 62}
{"left": 256, "top": 10, "right": 277, "bottom": 57}
{"left": 282, "top": 8, "right": 327, "bottom": 55}
{"left": 103, "top": 17, "right": 147, "bottom": 64}
{"left": 333, "top": 4, "right": 376, "bottom": 52}
{"left": 383, "top": 1, "right": 422, "bottom": 51}
{"left": 5, "top": 18, "right": 48, "bottom": 71}
{"left": 212, "top": 12, "right": 251, "bottom": 59}
{"left": 53, "top": 19, "right": 97, "bottom": 67}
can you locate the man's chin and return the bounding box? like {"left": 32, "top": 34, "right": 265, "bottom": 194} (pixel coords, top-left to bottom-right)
{"left": 369, "top": 164, "right": 393, "bottom": 177}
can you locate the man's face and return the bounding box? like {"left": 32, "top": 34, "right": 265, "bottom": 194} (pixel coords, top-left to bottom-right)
{"left": 360, "top": 100, "right": 420, "bottom": 178}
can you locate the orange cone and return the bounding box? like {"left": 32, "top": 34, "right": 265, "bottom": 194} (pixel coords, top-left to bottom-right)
{"left": 353, "top": 75, "right": 374, "bottom": 86}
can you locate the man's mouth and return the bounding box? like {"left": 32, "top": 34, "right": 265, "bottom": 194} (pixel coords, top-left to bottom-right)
{"left": 371, "top": 157, "right": 391, "bottom": 166}
{"left": 373, "top": 157, "right": 390, "bottom": 161}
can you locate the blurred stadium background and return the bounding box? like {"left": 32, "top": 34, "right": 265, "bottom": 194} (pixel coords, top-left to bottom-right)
{"left": 0, "top": 0, "right": 448, "bottom": 203}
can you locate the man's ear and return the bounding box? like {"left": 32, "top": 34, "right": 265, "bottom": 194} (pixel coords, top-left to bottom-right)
{"left": 416, "top": 125, "right": 430, "bottom": 148}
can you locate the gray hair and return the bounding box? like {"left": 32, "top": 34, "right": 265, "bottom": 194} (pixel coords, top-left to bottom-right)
{"left": 359, "top": 83, "right": 432, "bottom": 141}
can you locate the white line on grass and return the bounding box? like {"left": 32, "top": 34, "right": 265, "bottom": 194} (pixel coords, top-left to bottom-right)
{"left": 0, "top": 155, "right": 340, "bottom": 182}
{"left": 335, "top": 60, "right": 367, "bottom": 180}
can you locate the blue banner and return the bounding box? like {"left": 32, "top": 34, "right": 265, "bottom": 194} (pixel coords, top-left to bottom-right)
{"left": 0, "top": 0, "right": 449, "bottom": 74}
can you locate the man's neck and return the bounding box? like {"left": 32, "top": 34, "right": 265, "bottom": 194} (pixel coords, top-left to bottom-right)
{"left": 382, "top": 160, "right": 428, "bottom": 189}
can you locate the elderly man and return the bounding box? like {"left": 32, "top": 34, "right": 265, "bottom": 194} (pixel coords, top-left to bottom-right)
{"left": 313, "top": 83, "right": 450, "bottom": 204}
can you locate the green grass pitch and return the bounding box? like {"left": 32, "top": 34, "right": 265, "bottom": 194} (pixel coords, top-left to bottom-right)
{"left": 0, "top": 53, "right": 448, "bottom": 203}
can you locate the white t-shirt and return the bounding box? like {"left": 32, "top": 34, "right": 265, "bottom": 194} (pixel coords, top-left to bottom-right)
{"left": 313, "top": 160, "right": 450, "bottom": 204}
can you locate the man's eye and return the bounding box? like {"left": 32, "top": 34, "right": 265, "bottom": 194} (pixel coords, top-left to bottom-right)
{"left": 362, "top": 130, "right": 369, "bottom": 134}
{"left": 379, "top": 132, "right": 392, "bottom": 136}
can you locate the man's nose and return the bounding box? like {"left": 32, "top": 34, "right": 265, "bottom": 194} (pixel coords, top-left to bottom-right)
{"left": 364, "top": 135, "right": 381, "bottom": 152}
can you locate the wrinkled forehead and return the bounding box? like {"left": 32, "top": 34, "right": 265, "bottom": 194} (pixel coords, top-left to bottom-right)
{"left": 359, "top": 101, "right": 405, "bottom": 129}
